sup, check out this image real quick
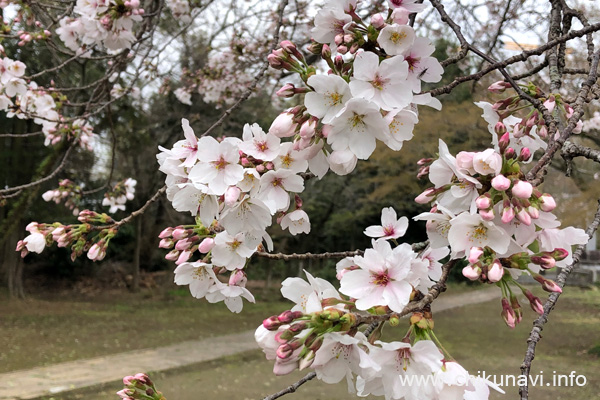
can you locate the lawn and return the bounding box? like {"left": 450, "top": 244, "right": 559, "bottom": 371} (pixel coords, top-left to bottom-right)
{"left": 0, "top": 287, "right": 288, "bottom": 373}
{"left": 19, "top": 285, "right": 599, "bottom": 400}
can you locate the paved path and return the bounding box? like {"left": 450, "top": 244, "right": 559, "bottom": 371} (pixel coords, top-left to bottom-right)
{"left": 0, "top": 288, "right": 500, "bottom": 400}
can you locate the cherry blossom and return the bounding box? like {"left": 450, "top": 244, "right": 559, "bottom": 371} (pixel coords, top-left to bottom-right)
{"left": 364, "top": 207, "right": 409, "bottom": 240}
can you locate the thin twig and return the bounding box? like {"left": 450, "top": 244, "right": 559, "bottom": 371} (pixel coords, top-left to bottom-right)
{"left": 200, "top": 0, "right": 289, "bottom": 138}
{"left": 262, "top": 372, "right": 317, "bottom": 400}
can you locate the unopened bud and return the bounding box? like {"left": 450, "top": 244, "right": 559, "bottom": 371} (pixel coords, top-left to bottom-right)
{"left": 511, "top": 180, "right": 533, "bottom": 199}
{"left": 518, "top": 147, "right": 532, "bottom": 161}
{"left": 539, "top": 193, "right": 556, "bottom": 212}
{"left": 492, "top": 174, "right": 511, "bottom": 191}
{"left": 487, "top": 259, "right": 504, "bottom": 282}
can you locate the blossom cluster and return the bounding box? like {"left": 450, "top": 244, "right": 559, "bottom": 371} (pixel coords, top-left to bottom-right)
{"left": 42, "top": 179, "right": 84, "bottom": 216}
{"left": 102, "top": 178, "right": 137, "bottom": 213}
{"left": 56, "top": 0, "right": 144, "bottom": 52}
{"left": 413, "top": 100, "right": 588, "bottom": 327}
{"left": 265, "top": 0, "right": 443, "bottom": 175}
{"left": 0, "top": 49, "right": 96, "bottom": 149}
{"left": 158, "top": 117, "right": 317, "bottom": 311}
{"left": 254, "top": 211, "right": 497, "bottom": 399}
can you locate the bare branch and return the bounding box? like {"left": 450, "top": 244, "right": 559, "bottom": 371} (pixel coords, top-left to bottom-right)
{"left": 262, "top": 372, "right": 317, "bottom": 400}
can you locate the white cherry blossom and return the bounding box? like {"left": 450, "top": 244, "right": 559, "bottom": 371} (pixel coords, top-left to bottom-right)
{"left": 364, "top": 207, "right": 409, "bottom": 240}
{"left": 305, "top": 74, "right": 352, "bottom": 124}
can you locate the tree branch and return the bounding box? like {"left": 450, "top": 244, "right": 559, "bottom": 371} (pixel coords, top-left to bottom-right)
{"left": 519, "top": 199, "right": 600, "bottom": 400}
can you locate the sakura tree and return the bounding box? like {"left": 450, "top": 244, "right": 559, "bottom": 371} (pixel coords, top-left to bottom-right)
{"left": 4, "top": 0, "right": 600, "bottom": 399}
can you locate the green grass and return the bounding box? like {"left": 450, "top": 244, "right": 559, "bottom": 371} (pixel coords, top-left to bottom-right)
{"left": 0, "top": 287, "right": 288, "bottom": 373}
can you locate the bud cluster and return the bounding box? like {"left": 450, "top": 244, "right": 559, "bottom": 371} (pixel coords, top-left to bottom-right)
{"left": 16, "top": 211, "right": 118, "bottom": 261}
{"left": 42, "top": 179, "right": 83, "bottom": 216}
{"left": 118, "top": 373, "right": 165, "bottom": 400}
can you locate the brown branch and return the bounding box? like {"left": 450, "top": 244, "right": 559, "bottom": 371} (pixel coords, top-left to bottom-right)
{"left": 426, "top": 22, "right": 600, "bottom": 97}
{"left": 519, "top": 199, "right": 600, "bottom": 400}
{"left": 103, "top": 185, "right": 167, "bottom": 229}
{"left": 262, "top": 372, "right": 317, "bottom": 400}
{"left": 0, "top": 141, "right": 76, "bottom": 195}
{"left": 200, "top": 0, "right": 289, "bottom": 138}
{"left": 526, "top": 49, "right": 600, "bottom": 185}
{"left": 561, "top": 141, "right": 600, "bottom": 176}
{"left": 256, "top": 242, "right": 430, "bottom": 261}
{"left": 256, "top": 250, "right": 363, "bottom": 260}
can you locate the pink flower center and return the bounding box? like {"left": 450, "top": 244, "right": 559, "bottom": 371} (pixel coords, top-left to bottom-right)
{"left": 383, "top": 226, "right": 395, "bottom": 236}
{"left": 256, "top": 141, "right": 268, "bottom": 152}
{"left": 213, "top": 156, "right": 227, "bottom": 170}
{"left": 405, "top": 55, "right": 419, "bottom": 71}
{"left": 371, "top": 74, "right": 388, "bottom": 90}
{"left": 272, "top": 178, "right": 283, "bottom": 187}
{"left": 371, "top": 270, "right": 391, "bottom": 286}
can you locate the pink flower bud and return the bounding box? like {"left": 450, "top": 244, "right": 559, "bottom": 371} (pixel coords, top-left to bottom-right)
{"left": 527, "top": 206, "right": 539, "bottom": 219}
{"left": 263, "top": 315, "right": 281, "bottom": 330}
{"left": 277, "top": 83, "right": 295, "bottom": 98}
{"left": 415, "top": 188, "right": 436, "bottom": 204}
{"left": 480, "top": 208, "right": 495, "bottom": 221}
{"left": 175, "top": 238, "right": 191, "bottom": 251}
{"left": 337, "top": 45, "right": 348, "bottom": 54}
{"left": 501, "top": 206, "right": 515, "bottom": 224}
{"left": 175, "top": 250, "right": 191, "bottom": 265}
{"left": 550, "top": 248, "right": 569, "bottom": 261}
{"left": 524, "top": 290, "right": 544, "bottom": 315}
{"left": 122, "top": 375, "right": 135, "bottom": 385}
{"left": 518, "top": 147, "right": 531, "bottom": 161}
{"left": 516, "top": 208, "right": 532, "bottom": 226}
{"left": 491, "top": 174, "right": 511, "bottom": 191}
{"left": 165, "top": 249, "right": 179, "bottom": 261}
{"left": 488, "top": 81, "right": 511, "bottom": 93}
{"left": 538, "top": 125, "right": 548, "bottom": 138}
{"left": 504, "top": 147, "right": 516, "bottom": 159}
{"left": 172, "top": 228, "right": 187, "bottom": 240}
{"left": 256, "top": 164, "right": 266, "bottom": 172}
{"left": 87, "top": 243, "right": 105, "bottom": 261}
{"left": 276, "top": 343, "right": 294, "bottom": 359}
{"left": 530, "top": 255, "right": 556, "bottom": 269}
{"left": 371, "top": 13, "right": 385, "bottom": 28}
{"left": 269, "top": 112, "right": 296, "bottom": 138}
{"left": 501, "top": 298, "right": 516, "bottom": 329}
{"left": 198, "top": 237, "right": 215, "bottom": 253}
{"left": 487, "top": 259, "right": 504, "bottom": 282}
{"left": 462, "top": 265, "right": 481, "bottom": 280}
{"left": 467, "top": 247, "right": 484, "bottom": 264}
{"left": 159, "top": 238, "right": 174, "bottom": 249}
{"left": 511, "top": 180, "right": 533, "bottom": 199}
{"left": 321, "top": 43, "right": 331, "bottom": 58}
{"left": 533, "top": 274, "right": 562, "bottom": 293}
{"left": 475, "top": 194, "right": 492, "bottom": 210}
{"left": 574, "top": 120, "right": 583, "bottom": 134}
{"left": 543, "top": 95, "right": 555, "bottom": 113}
